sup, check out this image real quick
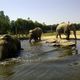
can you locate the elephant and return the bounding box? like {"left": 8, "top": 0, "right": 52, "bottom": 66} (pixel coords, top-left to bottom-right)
{"left": 29, "top": 27, "right": 42, "bottom": 43}
{"left": 0, "top": 34, "right": 21, "bottom": 60}
{"left": 56, "top": 22, "right": 76, "bottom": 40}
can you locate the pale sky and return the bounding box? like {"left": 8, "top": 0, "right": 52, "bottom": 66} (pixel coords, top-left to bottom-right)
{"left": 0, "top": 0, "right": 80, "bottom": 25}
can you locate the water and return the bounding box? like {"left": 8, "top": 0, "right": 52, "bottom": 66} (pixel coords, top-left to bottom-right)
{"left": 0, "top": 40, "right": 80, "bottom": 80}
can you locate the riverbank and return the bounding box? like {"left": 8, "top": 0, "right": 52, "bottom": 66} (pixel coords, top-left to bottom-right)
{"left": 11, "top": 31, "right": 80, "bottom": 40}
{"left": 42, "top": 34, "right": 80, "bottom": 40}
{"left": 17, "top": 34, "right": 80, "bottom": 41}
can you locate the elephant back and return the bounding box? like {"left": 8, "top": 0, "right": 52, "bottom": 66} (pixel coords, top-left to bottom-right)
{"left": 31, "top": 27, "right": 42, "bottom": 37}
{"left": 56, "top": 23, "right": 70, "bottom": 33}
{"left": 29, "top": 27, "right": 42, "bottom": 42}
{"left": 0, "top": 34, "right": 21, "bottom": 60}
{"left": 33, "top": 27, "right": 42, "bottom": 32}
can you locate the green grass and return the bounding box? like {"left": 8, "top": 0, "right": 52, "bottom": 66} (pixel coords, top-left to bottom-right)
{"left": 11, "top": 32, "right": 56, "bottom": 40}
{"left": 12, "top": 34, "right": 29, "bottom": 40}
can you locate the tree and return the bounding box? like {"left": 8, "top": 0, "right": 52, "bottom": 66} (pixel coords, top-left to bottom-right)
{"left": 10, "top": 20, "right": 16, "bottom": 34}
{"left": 0, "top": 11, "right": 10, "bottom": 34}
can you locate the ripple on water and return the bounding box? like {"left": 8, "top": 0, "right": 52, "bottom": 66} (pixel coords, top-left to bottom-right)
{"left": 0, "top": 40, "right": 79, "bottom": 80}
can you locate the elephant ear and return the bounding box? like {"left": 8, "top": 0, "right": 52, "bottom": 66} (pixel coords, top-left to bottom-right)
{"left": 69, "top": 24, "right": 75, "bottom": 30}
{"left": 65, "top": 22, "right": 71, "bottom": 30}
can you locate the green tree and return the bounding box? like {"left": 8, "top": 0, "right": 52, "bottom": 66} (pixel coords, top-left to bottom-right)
{"left": 0, "top": 11, "right": 10, "bottom": 34}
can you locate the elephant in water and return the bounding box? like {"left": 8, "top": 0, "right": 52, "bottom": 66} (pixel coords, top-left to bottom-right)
{"left": 0, "top": 34, "right": 21, "bottom": 60}
{"left": 29, "top": 27, "right": 42, "bottom": 43}
{"left": 56, "top": 22, "right": 76, "bottom": 40}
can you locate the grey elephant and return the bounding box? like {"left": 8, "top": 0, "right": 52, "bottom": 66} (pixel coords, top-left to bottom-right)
{"left": 0, "top": 34, "right": 21, "bottom": 60}
{"left": 56, "top": 22, "right": 76, "bottom": 40}
{"left": 29, "top": 27, "right": 42, "bottom": 43}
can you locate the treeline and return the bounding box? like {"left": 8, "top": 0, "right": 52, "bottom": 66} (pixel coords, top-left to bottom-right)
{"left": 0, "top": 11, "right": 80, "bottom": 35}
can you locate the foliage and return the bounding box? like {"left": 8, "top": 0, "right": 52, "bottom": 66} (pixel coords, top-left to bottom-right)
{"left": 0, "top": 11, "right": 10, "bottom": 34}
{"left": 0, "top": 11, "right": 80, "bottom": 35}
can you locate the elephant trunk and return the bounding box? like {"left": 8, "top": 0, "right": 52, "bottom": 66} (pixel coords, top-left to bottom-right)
{"left": 29, "top": 37, "right": 32, "bottom": 43}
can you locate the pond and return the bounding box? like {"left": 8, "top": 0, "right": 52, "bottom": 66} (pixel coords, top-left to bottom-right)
{"left": 0, "top": 40, "right": 80, "bottom": 80}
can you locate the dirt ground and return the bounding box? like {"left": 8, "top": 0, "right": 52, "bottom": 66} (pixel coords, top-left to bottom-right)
{"left": 42, "top": 34, "right": 80, "bottom": 40}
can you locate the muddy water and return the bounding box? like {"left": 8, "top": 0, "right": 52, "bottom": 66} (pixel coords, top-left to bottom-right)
{"left": 0, "top": 40, "right": 80, "bottom": 80}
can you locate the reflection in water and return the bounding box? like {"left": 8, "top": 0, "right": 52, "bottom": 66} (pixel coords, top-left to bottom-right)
{"left": 0, "top": 65, "right": 14, "bottom": 77}
{"left": 59, "top": 40, "right": 78, "bottom": 57}
{"left": 0, "top": 40, "right": 79, "bottom": 80}
{"left": 0, "top": 57, "right": 22, "bottom": 79}
{"left": 59, "top": 47, "right": 74, "bottom": 57}
{"left": 74, "top": 40, "right": 78, "bottom": 54}
{"left": 20, "top": 40, "right": 56, "bottom": 62}
{"left": 20, "top": 40, "right": 79, "bottom": 62}
{"left": 0, "top": 40, "right": 78, "bottom": 63}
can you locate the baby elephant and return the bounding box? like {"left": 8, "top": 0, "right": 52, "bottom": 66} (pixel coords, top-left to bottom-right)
{"left": 56, "top": 22, "right": 76, "bottom": 40}
{"left": 29, "top": 27, "right": 42, "bottom": 43}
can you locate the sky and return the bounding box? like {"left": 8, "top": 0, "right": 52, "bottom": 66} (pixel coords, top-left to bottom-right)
{"left": 0, "top": 0, "right": 80, "bottom": 25}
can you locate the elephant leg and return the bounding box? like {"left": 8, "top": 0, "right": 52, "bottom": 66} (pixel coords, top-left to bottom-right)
{"left": 56, "top": 31, "right": 62, "bottom": 39}
{"left": 58, "top": 33, "right": 61, "bottom": 39}
{"left": 38, "top": 35, "right": 41, "bottom": 41}
{"left": 40, "top": 37, "right": 41, "bottom": 41}
{"left": 35, "top": 39, "right": 38, "bottom": 42}
{"left": 66, "top": 31, "right": 70, "bottom": 40}
{"left": 56, "top": 34, "right": 61, "bottom": 39}
{"left": 29, "top": 35, "right": 34, "bottom": 43}
{"left": 39, "top": 37, "right": 41, "bottom": 41}
{"left": 66, "top": 34, "right": 70, "bottom": 40}
{"left": 73, "top": 31, "right": 76, "bottom": 39}
{"left": 34, "top": 36, "right": 38, "bottom": 42}
{"left": 56, "top": 32, "right": 59, "bottom": 38}
{"left": 56, "top": 34, "right": 58, "bottom": 38}
{"left": 29, "top": 38, "right": 32, "bottom": 43}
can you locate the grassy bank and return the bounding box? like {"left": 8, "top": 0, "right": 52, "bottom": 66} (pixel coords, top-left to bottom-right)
{"left": 42, "top": 32, "right": 56, "bottom": 37}
{"left": 13, "top": 32, "right": 56, "bottom": 40}
{"left": 11, "top": 31, "right": 80, "bottom": 40}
